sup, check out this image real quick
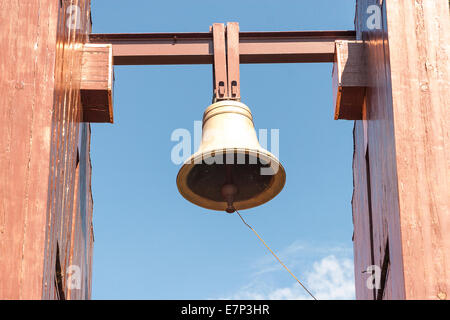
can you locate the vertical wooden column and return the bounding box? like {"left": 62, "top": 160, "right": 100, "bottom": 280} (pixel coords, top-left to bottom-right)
{"left": 0, "top": 0, "right": 61, "bottom": 300}
{"left": 352, "top": 0, "right": 449, "bottom": 299}
{"left": 385, "top": 0, "right": 449, "bottom": 300}
{"left": 352, "top": 0, "right": 403, "bottom": 300}
{"left": 42, "top": 0, "right": 94, "bottom": 300}
{"left": 0, "top": 0, "right": 94, "bottom": 299}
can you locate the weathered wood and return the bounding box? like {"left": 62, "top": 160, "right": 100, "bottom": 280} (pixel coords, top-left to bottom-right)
{"left": 386, "top": 0, "right": 450, "bottom": 300}
{"left": 0, "top": 0, "right": 94, "bottom": 300}
{"left": 352, "top": 0, "right": 450, "bottom": 300}
{"left": 332, "top": 40, "right": 367, "bottom": 120}
{"left": 81, "top": 44, "right": 114, "bottom": 123}
{"left": 42, "top": 0, "right": 94, "bottom": 300}
{"left": 353, "top": 0, "right": 407, "bottom": 301}
{"left": 0, "top": 0, "right": 59, "bottom": 300}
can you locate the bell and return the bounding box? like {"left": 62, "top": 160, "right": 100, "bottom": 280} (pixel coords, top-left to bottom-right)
{"left": 176, "top": 100, "right": 286, "bottom": 212}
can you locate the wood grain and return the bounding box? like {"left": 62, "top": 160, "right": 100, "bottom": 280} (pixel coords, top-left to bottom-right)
{"left": 352, "top": 0, "right": 449, "bottom": 299}
{"left": 0, "top": 0, "right": 60, "bottom": 300}
{"left": 353, "top": 0, "right": 405, "bottom": 300}
{"left": 0, "top": 0, "right": 94, "bottom": 299}
{"left": 42, "top": 0, "right": 94, "bottom": 300}
{"left": 332, "top": 40, "right": 367, "bottom": 120}
{"left": 386, "top": 0, "right": 450, "bottom": 299}
{"left": 80, "top": 44, "right": 114, "bottom": 123}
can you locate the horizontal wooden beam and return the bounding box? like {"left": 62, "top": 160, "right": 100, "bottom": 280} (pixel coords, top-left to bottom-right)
{"left": 89, "top": 30, "right": 356, "bottom": 65}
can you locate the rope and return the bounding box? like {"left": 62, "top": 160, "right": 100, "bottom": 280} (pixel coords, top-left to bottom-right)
{"left": 234, "top": 209, "right": 318, "bottom": 300}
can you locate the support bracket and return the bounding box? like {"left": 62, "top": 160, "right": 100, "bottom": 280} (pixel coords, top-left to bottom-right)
{"left": 332, "top": 40, "right": 367, "bottom": 120}
{"left": 212, "top": 22, "right": 241, "bottom": 102}
{"left": 80, "top": 44, "right": 114, "bottom": 123}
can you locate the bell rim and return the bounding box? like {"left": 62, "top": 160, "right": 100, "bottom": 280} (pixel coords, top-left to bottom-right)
{"left": 176, "top": 148, "right": 286, "bottom": 212}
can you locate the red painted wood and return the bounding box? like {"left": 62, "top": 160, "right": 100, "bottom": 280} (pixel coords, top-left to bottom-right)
{"left": 226, "top": 22, "right": 240, "bottom": 99}
{"left": 386, "top": 0, "right": 450, "bottom": 299}
{"left": 352, "top": 0, "right": 450, "bottom": 299}
{"left": 89, "top": 30, "right": 356, "bottom": 65}
{"left": 42, "top": 0, "right": 94, "bottom": 300}
{"left": 0, "top": 0, "right": 60, "bottom": 300}
{"left": 212, "top": 23, "right": 227, "bottom": 100}
{"left": 352, "top": 0, "right": 405, "bottom": 300}
{"left": 0, "top": 0, "right": 94, "bottom": 300}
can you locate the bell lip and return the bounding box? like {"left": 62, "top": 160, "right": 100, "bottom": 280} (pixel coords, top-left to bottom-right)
{"left": 176, "top": 148, "right": 286, "bottom": 212}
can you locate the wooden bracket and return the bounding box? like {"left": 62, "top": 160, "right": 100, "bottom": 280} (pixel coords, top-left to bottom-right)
{"left": 226, "top": 22, "right": 240, "bottom": 100}
{"left": 212, "top": 23, "right": 227, "bottom": 100}
{"left": 80, "top": 44, "right": 114, "bottom": 123}
{"left": 212, "top": 22, "right": 240, "bottom": 102}
{"left": 332, "top": 40, "right": 367, "bottom": 120}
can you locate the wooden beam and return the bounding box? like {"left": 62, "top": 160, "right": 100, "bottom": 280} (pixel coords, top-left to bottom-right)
{"left": 80, "top": 44, "right": 114, "bottom": 123}
{"left": 332, "top": 40, "right": 367, "bottom": 120}
{"left": 88, "top": 30, "right": 356, "bottom": 65}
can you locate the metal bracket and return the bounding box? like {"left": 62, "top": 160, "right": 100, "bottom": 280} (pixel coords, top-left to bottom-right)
{"left": 212, "top": 22, "right": 240, "bottom": 102}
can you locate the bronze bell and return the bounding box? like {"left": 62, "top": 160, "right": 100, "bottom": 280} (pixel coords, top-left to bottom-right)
{"left": 176, "top": 100, "right": 286, "bottom": 212}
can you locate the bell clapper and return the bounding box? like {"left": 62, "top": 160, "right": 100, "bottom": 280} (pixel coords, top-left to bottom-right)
{"left": 222, "top": 183, "right": 237, "bottom": 213}
{"left": 222, "top": 164, "right": 237, "bottom": 213}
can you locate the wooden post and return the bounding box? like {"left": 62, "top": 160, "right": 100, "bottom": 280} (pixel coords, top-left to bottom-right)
{"left": 352, "top": 0, "right": 449, "bottom": 299}
{"left": 0, "top": 0, "right": 94, "bottom": 299}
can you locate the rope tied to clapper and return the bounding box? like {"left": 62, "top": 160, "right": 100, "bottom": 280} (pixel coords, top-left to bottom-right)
{"left": 233, "top": 208, "right": 318, "bottom": 300}
{"left": 221, "top": 171, "right": 316, "bottom": 299}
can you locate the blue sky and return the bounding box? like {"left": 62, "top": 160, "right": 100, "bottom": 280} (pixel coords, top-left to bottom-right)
{"left": 90, "top": 0, "right": 356, "bottom": 299}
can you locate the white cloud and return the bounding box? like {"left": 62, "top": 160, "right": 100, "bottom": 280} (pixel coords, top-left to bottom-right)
{"left": 251, "top": 241, "right": 353, "bottom": 277}
{"left": 306, "top": 255, "right": 355, "bottom": 299}
{"left": 220, "top": 243, "right": 355, "bottom": 300}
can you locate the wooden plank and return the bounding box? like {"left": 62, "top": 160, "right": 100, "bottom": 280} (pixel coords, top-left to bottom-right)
{"left": 42, "top": 0, "right": 94, "bottom": 300}
{"left": 226, "top": 22, "right": 240, "bottom": 99}
{"left": 385, "top": 0, "right": 450, "bottom": 299}
{"left": 0, "top": 0, "right": 60, "bottom": 300}
{"left": 353, "top": 0, "right": 405, "bottom": 299}
{"left": 0, "top": 0, "right": 94, "bottom": 300}
{"left": 353, "top": 0, "right": 450, "bottom": 300}
{"left": 352, "top": 119, "right": 378, "bottom": 300}
{"left": 212, "top": 23, "right": 227, "bottom": 100}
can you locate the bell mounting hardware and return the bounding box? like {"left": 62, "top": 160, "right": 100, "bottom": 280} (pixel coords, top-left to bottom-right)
{"left": 212, "top": 22, "right": 240, "bottom": 102}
